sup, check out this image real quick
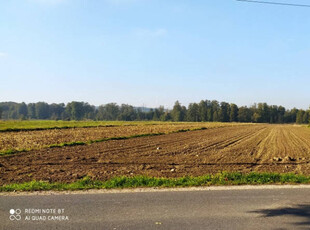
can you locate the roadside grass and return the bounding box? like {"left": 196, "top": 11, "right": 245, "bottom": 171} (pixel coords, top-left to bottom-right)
{"left": 0, "top": 127, "right": 207, "bottom": 156}
{"left": 1, "top": 172, "right": 310, "bottom": 192}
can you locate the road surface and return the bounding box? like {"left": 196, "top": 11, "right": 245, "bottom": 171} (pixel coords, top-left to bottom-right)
{"left": 1, "top": 186, "right": 310, "bottom": 230}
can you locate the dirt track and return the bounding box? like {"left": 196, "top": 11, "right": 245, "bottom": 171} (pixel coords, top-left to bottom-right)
{"left": 1, "top": 124, "right": 310, "bottom": 185}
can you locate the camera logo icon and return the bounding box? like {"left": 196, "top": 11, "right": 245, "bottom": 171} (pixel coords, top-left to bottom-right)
{"left": 9, "top": 209, "right": 21, "bottom": 221}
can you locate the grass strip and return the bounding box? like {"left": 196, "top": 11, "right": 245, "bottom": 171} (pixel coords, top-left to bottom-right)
{"left": 0, "top": 125, "right": 126, "bottom": 133}
{"left": 0, "top": 125, "right": 204, "bottom": 132}
{"left": 0, "top": 120, "right": 174, "bottom": 132}
{"left": 1, "top": 172, "right": 310, "bottom": 192}
{"left": 0, "top": 120, "right": 234, "bottom": 133}
{"left": 0, "top": 149, "right": 22, "bottom": 155}
{"left": 0, "top": 127, "right": 207, "bottom": 156}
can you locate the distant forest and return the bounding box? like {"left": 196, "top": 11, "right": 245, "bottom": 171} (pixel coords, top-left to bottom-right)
{"left": 0, "top": 101, "right": 309, "bottom": 124}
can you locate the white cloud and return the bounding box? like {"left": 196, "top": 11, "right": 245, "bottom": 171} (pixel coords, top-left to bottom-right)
{"left": 0, "top": 52, "right": 7, "bottom": 58}
{"left": 134, "top": 28, "right": 167, "bottom": 38}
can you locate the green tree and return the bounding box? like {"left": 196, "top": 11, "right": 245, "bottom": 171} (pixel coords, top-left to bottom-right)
{"left": 277, "top": 106, "right": 285, "bottom": 123}
{"left": 160, "top": 111, "right": 171, "bottom": 121}
{"left": 187, "top": 103, "right": 200, "bottom": 122}
{"left": 136, "top": 108, "right": 146, "bottom": 120}
{"left": 27, "top": 103, "right": 36, "bottom": 119}
{"left": 153, "top": 109, "right": 160, "bottom": 121}
{"left": 302, "top": 111, "right": 309, "bottom": 124}
{"left": 17, "top": 102, "right": 28, "bottom": 119}
{"left": 171, "top": 101, "right": 186, "bottom": 122}
{"left": 198, "top": 100, "right": 208, "bottom": 122}
{"left": 65, "top": 102, "right": 95, "bottom": 120}
{"left": 83, "top": 104, "right": 96, "bottom": 120}
{"left": 255, "top": 103, "right": 270, "bottom": 123}
{"left": 229, "top": 103, "right": 239, "bottom": 122}
{"left": 66, "top": 102, "right": 84, "bottom": 120}
{"left": 97, "top": 103, "right": 120, "bottom": 120}
{"left": 146, "top": 109, "right": 154, "bottom": 120}
{"left": 238, "top": 106, "right": 252, "bottom": 122}
{"left": 269, "top": 105, "right": 278, "bottom": 123}
{"left": 296, "top": 110, "right": 304, "bottom": 124}
{"left": 219, "top": 102, "right": 230, "bottom": 122}
{"left": 50, "top": 103, "right": 65, "bottom": 120}
{"left": 118, "top": 104, "right": 136, "bottom": 121}
{"left": 290, "top": 108, "right": 298, "bottom": 123}
{"left": 210, "top": 100, "right": 220, "bottom": 121}
{"left": 35, "top": 102, "right": 50, "bottom": 119}
{"left": 252, "top": 112, "right": 261, "bottom": 123}
{"left": 152, "top": 106, "right": 165, "bottom": 121}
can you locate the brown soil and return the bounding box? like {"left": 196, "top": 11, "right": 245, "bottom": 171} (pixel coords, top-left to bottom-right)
{"left": 0, "top": 122, "right": 243, "bottom": 152}
{"left": 1, "top": 124, "right": 310, "bottom": 185}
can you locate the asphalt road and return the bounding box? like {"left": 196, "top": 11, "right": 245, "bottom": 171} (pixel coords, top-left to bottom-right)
{"left": 1, "top": 186, "right": 310, "bottom": 230}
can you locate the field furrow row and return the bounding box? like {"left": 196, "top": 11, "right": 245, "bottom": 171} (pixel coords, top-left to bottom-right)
{"left": 1, "top": 124, "right": 310, "bottom": 185}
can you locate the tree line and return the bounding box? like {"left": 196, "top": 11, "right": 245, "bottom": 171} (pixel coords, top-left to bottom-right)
{"left": 0, "top": 100, "right": 309, "bottom": 124}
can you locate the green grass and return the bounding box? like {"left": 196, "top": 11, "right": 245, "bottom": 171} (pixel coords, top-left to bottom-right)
{"left": 0, "top": 127, "right": 208, "bottom": 156}
{"left": 0, "top": 120, "right": 238, "bottom": 132}
{"left": 1, "top": 172, "right": 310, "bottom": 192}
{"left": 0, "top": 149, "right": 20, "bottom": 155}
{"left": 0, "top": 120, "right": 169, "bottom": 132}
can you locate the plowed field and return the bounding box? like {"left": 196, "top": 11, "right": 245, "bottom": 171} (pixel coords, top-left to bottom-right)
{"left": 1, "top": 124, "right": 310, "bottom": 185}
{"left": 0, "top": 122, "right": 242, "bottom": 153}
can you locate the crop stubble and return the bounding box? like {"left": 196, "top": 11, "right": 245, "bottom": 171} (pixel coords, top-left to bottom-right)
{"left": 1, "top": 124, "right": 310, "bottom": 185}
{"left": 0, "top": 123, "right": 239, "bottom": 153}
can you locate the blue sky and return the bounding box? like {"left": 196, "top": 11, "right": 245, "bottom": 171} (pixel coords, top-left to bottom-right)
{"left": 1, "top": 0, "right": 310, "bottom": 109}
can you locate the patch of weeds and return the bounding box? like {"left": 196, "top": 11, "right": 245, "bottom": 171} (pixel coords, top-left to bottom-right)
{"left": 1, "top": 172, "right": 310, "bottom": 192}
{"left": 0, "top": 149, "right": 28, "bottom": 156}
{"left": 48, "top": 141, "right": 86, "bottom": 148}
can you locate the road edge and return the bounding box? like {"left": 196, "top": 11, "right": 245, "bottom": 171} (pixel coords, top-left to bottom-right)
{"left": 1, "top": 184, "right": 310, "bottom": 196}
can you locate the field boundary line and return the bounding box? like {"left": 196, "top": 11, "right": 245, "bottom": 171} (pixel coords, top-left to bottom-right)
{"left": 2, "top": 184, "right": 310, "bottom": 196}
{"left": 0, "top": 124, "right": 139, "bottom": 133}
